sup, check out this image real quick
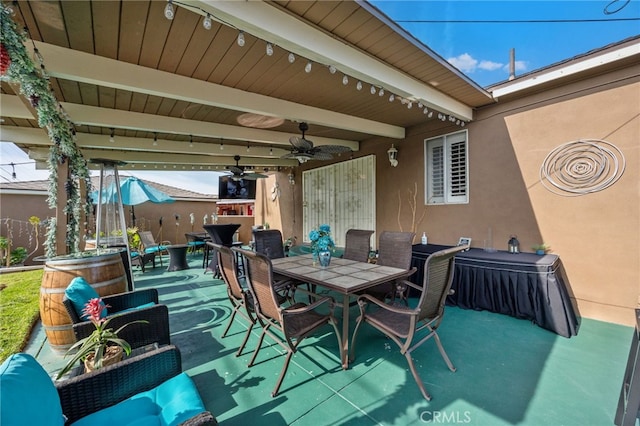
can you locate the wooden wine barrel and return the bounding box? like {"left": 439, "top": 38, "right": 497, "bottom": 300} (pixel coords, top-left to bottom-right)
{"left": 39, "top": 249, "right": 127, "bottom": 353}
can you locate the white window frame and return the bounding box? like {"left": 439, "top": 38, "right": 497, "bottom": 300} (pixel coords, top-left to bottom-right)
{"left": 424, "top": 130, "right": 469, "bottom": 205}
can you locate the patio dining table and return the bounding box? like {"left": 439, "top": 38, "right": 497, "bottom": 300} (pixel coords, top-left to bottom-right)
{"left": 271, "top": 254, "right": 413, "bottom": 369}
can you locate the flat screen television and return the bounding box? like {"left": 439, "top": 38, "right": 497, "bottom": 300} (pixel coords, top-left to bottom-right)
{"left": 218, "top": 176, "right": 256, "bottom": 199}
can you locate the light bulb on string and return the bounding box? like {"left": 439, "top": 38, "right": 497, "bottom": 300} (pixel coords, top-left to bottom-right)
{"left": 266, "top": 42, "right": 274, "bottom": 56}
{"left": 189, "top": 135, "right": 194, "bottom": 148}
{"left": 220, "top": 142, "right": 224, "bottom": 150}
{"left": 288, "top": 52, "right": 295, "bottom": 63}
{"left": 269, "top": 147, "right": 273, "bottom": 156}
{"left": 305, "top": 61, "right": 312, "bottom": 73}
{"left": 246, "top": 144, "right": 251, "bottom": 152}
{"left": 153, "top": 133, "right": 158, "bottom": 146}
{"left": 389, "top": 94, "right": 395, "bottom": 102}
{"left": 203, "top": 14, "right": 212, "bottom": 30}
{"left": 423, "top": 108, "right": 429, "bottom": 115}
{"left": 328, "top": 65, "right": 337, "bottom": 74}
{"left": 164, "top": 0, "right": 174, "bottom": 20}
{"left": 342, "top": 75, "right": 349, "bottom": 85}
{"left": 378, "top": 88, "right": 385, "bottom": 97}
{"left": 407, "top": 102, "right": 413, "bottom": 109}
{"left": 370, "top": 85, "right": 376, "bottom": 95}
{"left": 237, "top": 31, "right": 245, "bottom": 47}
{"left": 356, "top": 81, "right": 362, "bottom": 90}
{"left": 109, "top": 128, "right": 115, "bottom": 143}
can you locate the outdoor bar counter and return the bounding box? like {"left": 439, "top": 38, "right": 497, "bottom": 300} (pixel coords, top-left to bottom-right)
{"left": 411, "top": 244, "right": 580, "bottom": 338}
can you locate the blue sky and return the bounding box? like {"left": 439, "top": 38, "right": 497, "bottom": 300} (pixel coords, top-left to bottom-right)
{"left": 1, "top": 0, "right": 638, "bottom": 192}
{"left": 371, "top": 0, "right": 640, "bottom": 87}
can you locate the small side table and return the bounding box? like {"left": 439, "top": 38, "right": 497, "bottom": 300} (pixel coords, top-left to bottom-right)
{"left": 167, "top": 244, "right": 189, "bottom": 271}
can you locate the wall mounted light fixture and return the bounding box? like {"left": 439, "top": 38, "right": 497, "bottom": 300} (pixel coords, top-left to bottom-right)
{"left": 387, "top": 144, "right": 398, "bottom": 167}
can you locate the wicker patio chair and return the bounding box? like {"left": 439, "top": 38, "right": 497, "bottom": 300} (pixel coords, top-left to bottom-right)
{"left": 350, "top": 245, "right": 467, "bottom": 401}
{"left": 238, "top": 248, "right": 342, "bottom": 397}
{"left": 63, "top": 285, "right": 171, "bottom": 350}
{"left": 54, "top": 345, "right": 217, "bottom": 425}
{"left": 363, "top": 231, "right": 416, "bottom": 302}
{"left": 342, "top": 229, "right": 374, "bottom": 262}
{"left": 212, "top": 243, "right": 257, "bottom": 357}
{"left": 252, "top": 229, "right": 300, "bottom": 302}
{"left": 139, "top": 230, "right": 171, "bottom": 267}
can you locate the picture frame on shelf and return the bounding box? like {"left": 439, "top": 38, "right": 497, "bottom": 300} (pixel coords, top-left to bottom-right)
{"left": 458, "top": 237, "right": 472, "bottom": 251}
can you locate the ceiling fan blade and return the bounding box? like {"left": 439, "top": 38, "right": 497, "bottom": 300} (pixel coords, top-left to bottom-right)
{"left": 289, "top": 136, "right": 313, "bottom": 151}
{"left": 243, "top": 172, "right": 268, "bottom": 180}
{"left": 309, "top": 151, "right": 333, "bottom": 161}
{"left": 317, "top": 144, "right": 352, "bottom": 154}
{"left": 229, "top": 166, "right": 244, "bottom": 175}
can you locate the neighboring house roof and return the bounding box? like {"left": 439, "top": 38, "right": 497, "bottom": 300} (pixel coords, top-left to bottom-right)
{"left": 0, "top": 176, "right": 215, "bottom": 201}
{"left": 487, "top": 35, "right": 640, "bottom": 100}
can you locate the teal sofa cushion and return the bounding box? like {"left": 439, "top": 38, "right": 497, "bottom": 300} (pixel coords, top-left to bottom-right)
{"left": 0, "top": 353, "right": 64, "bottom": 426}
{"left": 119, "top": 302, "right": 156, "bottom": 314}
{"left": 65, "top": 277, "right": 108, "bottom": 320}
{"left": 70, "top": 372, "right": 206, "bottom": 426}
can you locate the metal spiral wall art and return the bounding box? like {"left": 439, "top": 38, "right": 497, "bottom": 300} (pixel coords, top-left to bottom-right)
{"left": 540, "top": 139, "right": 626, "bottom": 196}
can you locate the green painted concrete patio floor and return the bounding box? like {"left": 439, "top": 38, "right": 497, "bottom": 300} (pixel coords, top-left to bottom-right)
{"left": 26, "top": 254, "right": 631, "bottom": 425}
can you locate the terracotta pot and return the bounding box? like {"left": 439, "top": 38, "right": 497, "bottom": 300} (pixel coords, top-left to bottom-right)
{"left": 84, "top": 346, "right": 124, "bottom": 373}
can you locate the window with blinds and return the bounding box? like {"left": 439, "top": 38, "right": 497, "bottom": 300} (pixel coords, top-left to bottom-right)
{"left": 302, "top": 155, "right": 376, "bottom": 246}
{"left": 425, "top": 130, "right": 468, "bottom": 205}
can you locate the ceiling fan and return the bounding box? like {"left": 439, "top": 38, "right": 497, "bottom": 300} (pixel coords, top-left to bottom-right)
{"left": 225, "top": 155, "right": 268, "bottom": 181}
{"left": 282, "top": 122, "right": 351, "bottom": 163}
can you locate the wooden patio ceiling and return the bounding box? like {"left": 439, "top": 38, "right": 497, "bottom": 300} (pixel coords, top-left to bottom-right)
{"left": 0, "top": 0, "right": 493, "bottom": 172}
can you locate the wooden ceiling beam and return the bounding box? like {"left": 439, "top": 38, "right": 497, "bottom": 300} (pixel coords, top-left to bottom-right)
{"left": 186, "top": 0, "right": 474, "bottom": 120}
{"left": 27, "top": 41, "right": 402, "bottom": 140}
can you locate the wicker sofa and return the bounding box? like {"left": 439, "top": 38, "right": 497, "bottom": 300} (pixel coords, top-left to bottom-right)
{"left": 0, "top": 345, "right": 216, "bottom": 425}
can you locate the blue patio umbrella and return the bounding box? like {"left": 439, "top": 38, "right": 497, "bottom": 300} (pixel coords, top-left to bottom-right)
{"left": 91, "top": 176, "right": 175, "bottom": 225}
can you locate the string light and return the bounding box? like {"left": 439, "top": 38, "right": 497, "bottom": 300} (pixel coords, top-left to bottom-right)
{"left": 269, "top": 146, "right": 273, "bottom": 156}
{"left": 189, "top": 135, "right": 194, "bottom": 148}
{"left": 153, "top": 133, "right": 158, "bottom": 146}
{"left": 220, "top": 142, "right": 224, "bottom": 150}
{"left": 109, "top": 128, "right": 115, "bottom": 143}
{"left": 157, "top": 3, "right": 467, "bottom": 128}
{"left": 164, "top": 0, "right": 174, "bottom": 20}
{"left": 246, "top": 143, "right": 251, "bottom": 152}
{"left": 203, "top": 14, "right": 212, "bottom": 30}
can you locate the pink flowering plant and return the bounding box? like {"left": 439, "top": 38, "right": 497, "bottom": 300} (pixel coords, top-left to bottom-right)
{"left": 56, "top": 298, "right": 147, "bottom": 379}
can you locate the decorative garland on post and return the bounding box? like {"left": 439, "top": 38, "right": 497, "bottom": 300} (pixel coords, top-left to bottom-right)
{"left": 1, "top": 4, "right": 91, "bottom": 257}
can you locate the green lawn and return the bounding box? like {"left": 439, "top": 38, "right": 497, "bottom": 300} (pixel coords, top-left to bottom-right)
{"left": 0, "top": 269, "right": 42, "bottom": 363}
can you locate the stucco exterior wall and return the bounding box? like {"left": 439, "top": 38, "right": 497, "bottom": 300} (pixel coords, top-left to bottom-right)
{"left": 288, "top": 63, "right": 639, "bottom": 326}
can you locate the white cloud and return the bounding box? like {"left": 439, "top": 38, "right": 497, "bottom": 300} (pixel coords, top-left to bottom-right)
{"left": 447, "top": 53, "right": 478, "bottom": 73}
{"left": 478, "top": 60, "right": 504, "bottom": 71}
{"left": 502, "top": 60, "right": 528, "bottom": 73}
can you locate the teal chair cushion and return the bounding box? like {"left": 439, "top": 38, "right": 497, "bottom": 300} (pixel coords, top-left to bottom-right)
{"left": 0, "top": 353, "right": 64, "bottom": 426}
{"left": 70, "top": 372, "right": 206, "bottom": 426}
{"left": 65, "top": 277, "right": 108, "bottom": 320}
{"left": 118, "top": 302, "right": 156, "bottom": 314}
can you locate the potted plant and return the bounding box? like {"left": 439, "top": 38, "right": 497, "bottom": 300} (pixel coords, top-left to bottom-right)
{"left": 309, "top": 224, "right": 335, "bottom": 267}
{"left": 532, "top": 243, "right": 551, "bottom": 255}
{"left": 56, "top": 298, "right": 148, "bottom": 379}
